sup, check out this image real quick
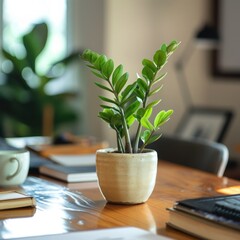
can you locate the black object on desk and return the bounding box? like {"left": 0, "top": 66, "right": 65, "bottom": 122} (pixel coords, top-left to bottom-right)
{"left": 175, "top": 194, "right": 240, "bottom": 224}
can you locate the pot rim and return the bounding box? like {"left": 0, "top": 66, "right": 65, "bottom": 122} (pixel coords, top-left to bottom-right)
{"left": 96, "top": 148, "right": 157, "bottom": 156}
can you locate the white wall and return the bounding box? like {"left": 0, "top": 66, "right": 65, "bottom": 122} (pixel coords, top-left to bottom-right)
{"left": 71, "top": 0, "right": 240, "bottom": 160}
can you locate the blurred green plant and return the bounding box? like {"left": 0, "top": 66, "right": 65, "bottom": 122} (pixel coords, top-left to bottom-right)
{"left": 0, "top": 22, "right": 80, "bottom": 137}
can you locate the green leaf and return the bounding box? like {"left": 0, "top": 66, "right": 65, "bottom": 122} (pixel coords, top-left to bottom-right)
{"left": 115, "top": 72, "right": 129, "bottom": 94}
{"left": 163, "top": 109, "right": 174, "bottom": 120}
{"left": 82, "top": 49, "right": 90, "bottom": 60}
{"left": 121, "top": 82, "right": 137, "bottom": 102}
{"left": 95, "top": 82, "right": 113, "bottom": 93}
{"left": 134, "top": 88, "right": 145, "bottom": 101}
{"left": 112, "top": 64, "right": 123, "bottom": 86}
{"left": 99, "top": 109, "right": 122, "bottom": 128}
{"left": 137, "top": 78, "right": 148, "bottom": 92}
{"left": 85, "top": 64, "right": 96, "bottom": 70}
{"left": 99, "top": 111, "right": 112, "bottom": 123}
{"left": 142, "top": 59, "right": 157, "bottom": 72}
{"left": 147, "top": 133, "right": 162, "bottom": 145}
{"left": 142, "top": 66, "right": 154, "bottom": 82}
{"left": 99, "top": 96, "right": 117, "bottom": 105}
{"left": 94, "top": 55, "right": 107, "bottom": 71}
{"left": 141, "top": 130, "right": 151, "bottom": 144}
{"left": 120, "top": 95, "right": 137, "bottom": 107}
{"left": 146, "top": 99, "right": 161, "bottom": 109}
{"left": 22, "top": 22, "right": 48, "bottom": 73}
{"left": 154, "top": 111, "right": 165, "bottom": 128}
{"left": 102, "top": 59, "right": 114, "bottom": 79}
{"left": 100, "top": 104, "right": 112, "bottom": 109}
{"left": 143, "top": 107, "right": 152, "bottom": 119}
{"left": 141, "top": 118, "right": 154, "bottom": 130}
{"left": 134, "top": 108, "right": 145, "bottom": 121}
{"left": 154, "top": 110, "right": 173, "bottom": 128}
{"left": 91, "top": 70, "right": 106, "bottom": 80}
{"left": 110, "top": 113, "right": 122, "bottom": 127}
{"left": 167, "top": 40, "right": 180, "bottom": 55}
{"left": 90, "top": 52, "right": 100, "bottom": 64}
{"left": 100, "top": 105, "right": 120, "bottom": 113}
{"left": 82, "top": 49, "right": 99, "bottom": 64}
{"left": 153, "top": 72, "right": 167, "bottom": 85}
{"left": 161, "top": 44, "right": 167, "bottom": 52}
{"left": 141, "top": 108, "right": 154, "bottom": 131}
{"left": 153, "top": 50, "right": 167, "bottom": 68}
{"left": 148, "top": 85, "right": 163, "bottom": 96}
{"left": 126, "top": 115, "right": 136, "bottom": 128}
{"left": 124, "top": 100, "right": 141, "bottom": 118}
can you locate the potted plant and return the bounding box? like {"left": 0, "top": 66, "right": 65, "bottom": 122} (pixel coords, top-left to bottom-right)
{"left": 82, "top": 40, "right": 179, "bottom": 204}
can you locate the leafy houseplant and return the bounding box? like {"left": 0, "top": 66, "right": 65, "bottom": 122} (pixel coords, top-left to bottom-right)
{"left": 82, "top": 41, "right": 180, "bottom": 205}
{"left": 82, "top": 40, "right": 179, "bottom": 153}
{"left": 0, "top": 22, "right": 80, "bottom": 137}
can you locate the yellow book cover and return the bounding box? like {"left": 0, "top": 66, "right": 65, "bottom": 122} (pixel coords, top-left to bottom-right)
{"left": 0, "top": 191, "right": 36, "bottom": 210}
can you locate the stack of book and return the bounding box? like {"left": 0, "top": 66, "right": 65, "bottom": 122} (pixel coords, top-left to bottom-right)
{"left": 167, "top": 194, "right": 240, "bottom": 240}
{"left": 25, "top": 135, "right": 109, "bottom": 183}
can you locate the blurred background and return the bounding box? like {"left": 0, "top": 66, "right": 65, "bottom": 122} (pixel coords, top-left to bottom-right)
{"left": 0, "top": 0, "right": 240, "bottom": 167}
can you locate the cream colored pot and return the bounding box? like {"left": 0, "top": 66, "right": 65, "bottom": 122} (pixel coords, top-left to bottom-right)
{"left": 96, "top": 148, "right": 158, "bottom": 204}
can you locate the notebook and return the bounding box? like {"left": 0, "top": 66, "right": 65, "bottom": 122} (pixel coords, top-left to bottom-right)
{"left": 0, "top": 191, "right": 36, "bottom": 210}
{"left": 49, "top": 154, "right": 96, "bottom": 166}
{"left": 10, "top": 227, "right": 173, "bottom": 240}
{"left": 175, "top": 194, "right": 240, "bottom": 224}
{"left": 39, "top": 164, "right": 97, "bottom": 182}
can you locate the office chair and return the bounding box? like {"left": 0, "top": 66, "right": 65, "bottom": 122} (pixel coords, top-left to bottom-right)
{"left": 147, "top": 135, "right": 229, "bottom": 177}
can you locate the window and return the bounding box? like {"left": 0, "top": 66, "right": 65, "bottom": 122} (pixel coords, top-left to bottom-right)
{"left": 2, "top": 0, "right": 67, "bottom": 75}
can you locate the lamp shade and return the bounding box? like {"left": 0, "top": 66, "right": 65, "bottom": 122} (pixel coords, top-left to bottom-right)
{"left": 195, "top": 24, "right": 220, "bottom": 49}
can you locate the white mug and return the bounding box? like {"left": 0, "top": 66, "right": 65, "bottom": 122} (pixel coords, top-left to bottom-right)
{"left": 0, "top": 150, "right": 30, "bottom": 187}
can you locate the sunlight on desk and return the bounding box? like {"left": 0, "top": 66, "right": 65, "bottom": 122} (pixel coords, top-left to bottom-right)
{"left": 217, "top": 185, "right": 240, "bottom": 194}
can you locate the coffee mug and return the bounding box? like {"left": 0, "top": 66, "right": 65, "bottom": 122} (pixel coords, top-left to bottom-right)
{"left": 0, "top": 150, "right": 30, "bottom": 187}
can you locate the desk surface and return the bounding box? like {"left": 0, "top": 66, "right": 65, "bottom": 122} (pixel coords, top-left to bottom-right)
{"left": 1, "top": 160, "right": 240, "bottom": 240}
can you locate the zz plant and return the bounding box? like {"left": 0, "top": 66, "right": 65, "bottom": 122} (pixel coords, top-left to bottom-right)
{"left": 82, "top": 41, "right": 180, "bottom": 153}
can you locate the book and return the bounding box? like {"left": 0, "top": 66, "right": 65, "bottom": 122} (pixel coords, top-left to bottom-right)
{"left": 167, "top": 194, "right": 240, "bottom": 240}
{"left": 28, "top": 141, "right": 108, "bottom": 158}
{"left": 0, "top": 191, "right": 36, "bottom": 210}
{"left": 167, "top": 208, "right": 240, "bottom": 240}
{"left": 0, "top": 207, "right": 36, "bottom": 219}
{"left": 49, "top": 154, "right": 96, "bottom": 166}
{"left": 39, "top": 164, "right": 97, "bottom": 183}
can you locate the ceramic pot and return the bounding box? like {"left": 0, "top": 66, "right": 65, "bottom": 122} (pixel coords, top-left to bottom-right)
{"left": 96, "top": 148, "right": 158, "bottom": 204}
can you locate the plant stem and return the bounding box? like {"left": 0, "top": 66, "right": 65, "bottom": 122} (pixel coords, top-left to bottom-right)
{"left": 139, "top": 130, "right": 155, "bottom": 152}
{"left": 133, "top": 69, "right": 159, "bottom": 152}
{"left": 116, "top": 130, "right": 124, "bottom": 153}
{"left": 105, "top": 78, "right": 132, "bottom": 153}
{"left": 133, "top": 124, "right": 142, "bottom": 153}
{"left": 119, "top": 108, "right": 132, "bottom": 153}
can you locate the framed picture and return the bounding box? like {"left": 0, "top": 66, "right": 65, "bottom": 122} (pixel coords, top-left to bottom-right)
{"left": 213, "top": 0, "right": 240, "bottom": 77}
{"left": 175, "top": 107, "right": 233, "bottom": 142}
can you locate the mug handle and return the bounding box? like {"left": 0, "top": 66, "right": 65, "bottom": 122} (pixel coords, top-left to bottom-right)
{"left": 6, "top": 157, "right": 22, "bottom": 180}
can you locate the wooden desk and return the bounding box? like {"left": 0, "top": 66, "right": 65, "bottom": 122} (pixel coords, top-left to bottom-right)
{"left": 1, "top": 160, "right": 240, "bottom": 239}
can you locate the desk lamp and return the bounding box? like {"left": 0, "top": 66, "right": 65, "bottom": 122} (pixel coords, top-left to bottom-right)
{"left": 175, "top": 23, "right": 220, "bottom": 109}
{"left": 174, "top": 24, "right": 232, "bottom": 143}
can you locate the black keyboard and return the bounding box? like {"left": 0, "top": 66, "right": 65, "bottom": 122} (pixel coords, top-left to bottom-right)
{"left": 214, "top": 196, "right": 240, "bottom": 221}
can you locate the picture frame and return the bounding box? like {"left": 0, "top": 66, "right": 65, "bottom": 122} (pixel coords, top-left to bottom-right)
{"left": 175, "top": 107, "right": 233, "bottom": 142}
{"left": 213, "top": 0, "right": 240, "bottom": 78}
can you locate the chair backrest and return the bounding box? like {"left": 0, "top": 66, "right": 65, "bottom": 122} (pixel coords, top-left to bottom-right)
{"left": 147, "top": 135, "right": 229, "bottom": 177}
